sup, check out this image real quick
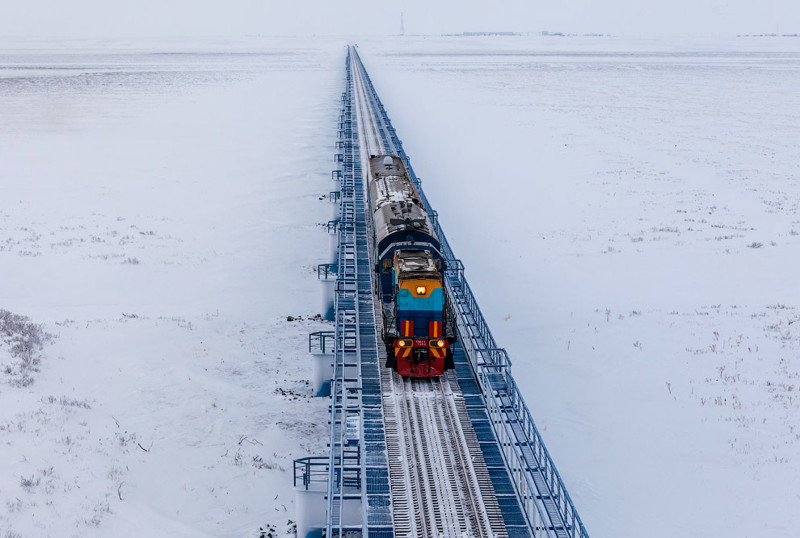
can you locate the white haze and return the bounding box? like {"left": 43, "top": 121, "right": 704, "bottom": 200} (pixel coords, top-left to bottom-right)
{"left": 0, "top": 0, "right": 798, "bottom": 38}
{"left": 2, "top": 34, "right": 799, "bottom": 537}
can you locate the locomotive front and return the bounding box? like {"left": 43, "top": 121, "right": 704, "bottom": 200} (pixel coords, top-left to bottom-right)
{"left": 368, "top": 155, "right": 456, "bottom": 377}
{"left": 391, "top": 249, "right": 450, "bottom": 376}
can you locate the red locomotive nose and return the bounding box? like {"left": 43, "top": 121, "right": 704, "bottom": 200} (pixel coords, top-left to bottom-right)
{"left": 396, "top": 354, "right": 446, "bottom": 377}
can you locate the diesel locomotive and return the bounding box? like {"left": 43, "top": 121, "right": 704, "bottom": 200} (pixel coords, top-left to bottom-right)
{"left": 367, "top": 155, "right": 456, "bottom": 377}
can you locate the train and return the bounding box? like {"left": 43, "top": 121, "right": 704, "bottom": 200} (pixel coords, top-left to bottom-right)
{"left": 367, "top": 154, "right": 456, "bottom": 377}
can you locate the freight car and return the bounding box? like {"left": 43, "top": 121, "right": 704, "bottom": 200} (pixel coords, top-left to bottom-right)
{"left": 367, "top": 154, "right": 456, "bottom": 377}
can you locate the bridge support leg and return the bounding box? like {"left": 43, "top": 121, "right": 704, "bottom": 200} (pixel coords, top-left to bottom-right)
{"left": 311, "top": 352, "right": 332, "bottom": 397}
{"left": 321, "top": 278, "right": 335, "bottom": 322}
{"left": 295, "top": 486, "right": 326, "bottom": 538}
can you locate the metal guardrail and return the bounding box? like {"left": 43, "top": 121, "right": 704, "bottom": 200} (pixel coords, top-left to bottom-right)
{"left": 323, "top": 50, "right": 393, "bottom": 538}
{"left": 325, "top": 54, "right": 362, "bottom": 537}
{"left": 309, "top": 331, "right": 335, "bottom": 354}
{"left": 294, "top": 456, "right": 330, "bottom": 489}
{"left": 327, "top": 219, "right": 341, "bottom": 233}
{"left": 317, "top": 263, "right": 338, "bottom": 280}
{"left": 352, "top": 47, "right": 590, "bottom": 538}
{"left": 477, "top": 365, "right": 588, "bottom": 538}
{"left": 295, "top": 456, "right": 361, "bottom": 492}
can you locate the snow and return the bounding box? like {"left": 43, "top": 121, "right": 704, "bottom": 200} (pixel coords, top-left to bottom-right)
{"left": 0, "top": 38, "right": 342, "bottom": 537}
{"left": 356, "top": 35, "right": 800, "bottom": 538}
{"left": 2, "top": 34, "right": 799, "bottom": 538}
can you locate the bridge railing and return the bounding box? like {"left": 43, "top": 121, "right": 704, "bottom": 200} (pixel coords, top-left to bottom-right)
{"left": 325, "top": 53, "right": 356, "bottom": 537}
{"left": 317, "top": 263, "right": 338, "bottom": 280}
{"left": 322, "top": 50, "right": 394, "bottom": 538}
{"left": 309, "top": 331, "right": 335, "bottom": 354}
{"left": 445, "top": 258, "right": 499, "bottom": 351}
{"left": 294, "top": 456, "right": 329, "bottom": 490}
{"left": 501, "top": 369, "right": 588, "bottom": 538}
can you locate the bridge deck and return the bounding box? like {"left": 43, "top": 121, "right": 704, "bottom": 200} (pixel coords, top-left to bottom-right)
{"left": 315, "top": 47, "right": 590, "bottom": 538}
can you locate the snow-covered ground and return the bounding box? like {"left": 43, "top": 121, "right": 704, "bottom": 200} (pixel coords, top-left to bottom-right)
{"left": 0, "top": 38, "right": 343, "bottom": 537}
{"left": 2, "top": 34, "right": 799, "bottom": 538}
{"left": 357, "top": 35, "right": 800, "bottom": 538}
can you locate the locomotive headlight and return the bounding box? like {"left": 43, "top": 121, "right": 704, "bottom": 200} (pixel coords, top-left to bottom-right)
{"left": 430, "top": 339, "right": 446, "bottom": 348}
{"left": 416, "top": 286, "right": 427, "bottom": 295}
{"left": 397, "top": 339, "right": 413, "bottom": 348}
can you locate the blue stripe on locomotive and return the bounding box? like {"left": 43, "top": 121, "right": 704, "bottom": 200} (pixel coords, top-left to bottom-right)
{"left": 396, "top": 288, "right": 444, "bottom": 312}
{"left": 396, "top": 288, "right": 445, "bottom": 337}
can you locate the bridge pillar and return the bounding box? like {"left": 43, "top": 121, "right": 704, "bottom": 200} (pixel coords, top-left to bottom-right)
{"left": 294, "top": 457, "right": 362, "bottom": 538}
{"left": 318, "top": 264, "right": 336, "bottom": 322}
{"left": 311, "top": 352, "right": 332, "bottom": 397}
{"left": 321, "top": 281, "right": 335, "bottom": 322}
{"left": 295, "top": 484, "right": 326, "bottom": 538}
{"left": 308, "top": 331, "right": 334, "bottom": 397}
{"left": 329, "top": 191, "right": 341, "bottom": 216}
{"left": 328, "top": 228, "right": 339, "bottom": 265}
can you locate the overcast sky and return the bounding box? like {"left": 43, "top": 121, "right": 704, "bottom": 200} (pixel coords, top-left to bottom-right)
{"left": 0, "top": 0, "right": 797, "bottom": 38}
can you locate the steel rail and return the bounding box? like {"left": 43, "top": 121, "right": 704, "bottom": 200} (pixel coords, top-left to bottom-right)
{"left": 350, "top": 46, "right": 507, "bottom": 538}
{"left": 352, "top": 49, "right": 386, "bottom": 156}
{"left": 382, "top": 371, "right": 506, "bottom": 538}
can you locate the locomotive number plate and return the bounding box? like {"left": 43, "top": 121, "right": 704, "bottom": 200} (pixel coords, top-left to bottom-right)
{"left": 413, "top": 339, "right": 429, "bottom": 347}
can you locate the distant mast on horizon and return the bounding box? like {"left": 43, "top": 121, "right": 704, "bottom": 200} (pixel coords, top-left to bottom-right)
{"left": 400, "top": 12, "right": 405, "bottom": 36}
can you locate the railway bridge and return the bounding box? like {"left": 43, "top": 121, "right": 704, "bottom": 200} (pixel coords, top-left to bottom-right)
{"left": 295, "top": 46, "right": 590, "bottom": 538}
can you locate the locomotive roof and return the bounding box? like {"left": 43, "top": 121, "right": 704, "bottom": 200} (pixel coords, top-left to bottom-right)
{"left": 370, "top": 154, "right": 405, "bottom": 175}
{"left": 395, "top": 250, "right": 440, "bottom": 279}
{"left": 370, "top": 156, "right": 421, "bottom": 210}
{"left": 369, "top": 153, "right": 440, "bottom": 258}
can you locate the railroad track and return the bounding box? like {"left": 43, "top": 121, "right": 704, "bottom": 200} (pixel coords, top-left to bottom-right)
{"left": 353, "top": 46, "right": 508, "bottom": 537}
{"left": 381, "top": 366, "right": 507, "bottom": 538}
{"left": 352, "top": 50, "right": 386, "bottom": 155}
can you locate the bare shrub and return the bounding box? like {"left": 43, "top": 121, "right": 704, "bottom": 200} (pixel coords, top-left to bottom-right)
{"left": 1, "top": 309, "right": 54, "bottom": 387}
{"left": 43, "top": 395, "right": 91, "bottom": 409}
{"left": 116, "top": 431, "right": 137, "bottom": 447}
{"left": 252, "top": 455, "right": 284, "bottom": 471}
{"left": 6, "top": 498, "right": 23, "bottom": 513}
{"left": 19, "top": 474, "right": 41, "bottom": 492}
